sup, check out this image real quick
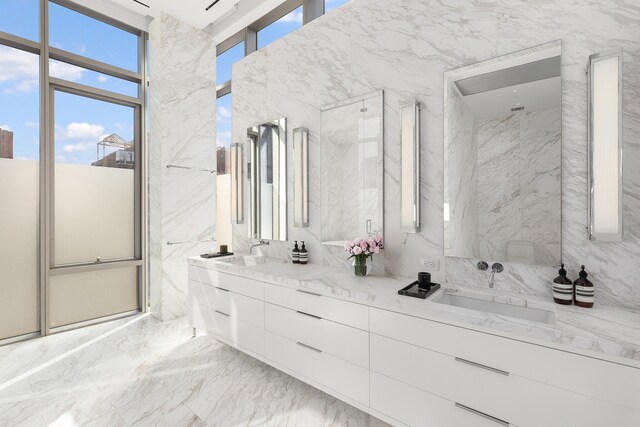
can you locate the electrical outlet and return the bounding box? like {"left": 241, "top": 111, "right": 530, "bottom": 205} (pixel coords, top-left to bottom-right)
{"left": 420, "top": 259, "right": 439, "bottom": 271}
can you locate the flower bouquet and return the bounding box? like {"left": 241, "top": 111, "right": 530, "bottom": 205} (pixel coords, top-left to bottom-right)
{"left": 344, "top": 235, "right": 384, "bottom": 277}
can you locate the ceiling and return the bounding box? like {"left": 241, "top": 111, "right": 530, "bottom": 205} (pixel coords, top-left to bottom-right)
{"left": 77, "top": 0, "right": 290, "bottom": 42}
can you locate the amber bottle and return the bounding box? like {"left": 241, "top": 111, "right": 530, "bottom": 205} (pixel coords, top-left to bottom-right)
{"left": 573, "top": 266, "right": 594, "bottom": 308}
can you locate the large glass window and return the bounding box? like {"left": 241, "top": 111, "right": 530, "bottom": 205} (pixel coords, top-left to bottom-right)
{"left": 0, "top": 44, "right": 40, "bottom": 340}
{"left": 49, "top": 1, "right": 139, "bottom": 71}
{"left": 49, "top": 59, "right": 139, "bottom": 97}
{"left": 0, "top": 0, "right": 40, "bottom": 41}
{"left": 258, "top": 6, "right": 303, "bottom": 49}
{"left": 217, "top": 42, "right": 244, "bottom": 84}
{"left": 325, "top": 0, "right": 350, "bottom": 12}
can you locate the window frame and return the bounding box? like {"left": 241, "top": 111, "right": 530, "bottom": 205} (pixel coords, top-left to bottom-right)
{"left": 0, "top": 0, "right": 148, "bottom": 341}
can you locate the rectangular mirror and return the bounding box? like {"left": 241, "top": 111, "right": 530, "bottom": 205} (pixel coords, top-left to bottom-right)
{"left": 321, "top": 91, "right": 384, "bottom": 244}
{"left": 293, "top": 127, "right": 309, "bottom": 228}
{"left": 248, "top": 119, "right": 287, "bottom": 241}
{"left": 230, "top": 141, "right": 244, "bottom": 225}
{"left": 400, "top": 100, "right": 421, "bottom": 233}
{"left": 444, "top": 41, "right": 562, "bottom": 266}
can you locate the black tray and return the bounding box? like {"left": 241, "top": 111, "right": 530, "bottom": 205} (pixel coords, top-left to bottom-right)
{"left": 200, "top": 252, "right": 234, "bottom": 259}
{"left": 398, "top": 281, "right": 441, "bottom": 299}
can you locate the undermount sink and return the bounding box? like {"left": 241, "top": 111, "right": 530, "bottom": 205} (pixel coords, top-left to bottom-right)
{"left": 215, "top": 255, "right": 287, "bottom": 267}
{"left": 435, "top": 292, "right": 556, "bottom": 325}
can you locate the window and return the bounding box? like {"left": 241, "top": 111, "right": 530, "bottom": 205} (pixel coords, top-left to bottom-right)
{"left": 0, "top": 0, "right": 40, "bottom": 41}
{"left": 325, "top": 0, "right": 350, "bottom": 12}
{"left": 49, "top": 1, "right": 139, "bottom": 71}
{"left": 49, "top": 59, "right": 140, "bottom": 97}
{"left": 258, "top": 6, "right": 303, "bottom": 49}
{"left": 217, "top": 42, "right": 244, "bottom": 85}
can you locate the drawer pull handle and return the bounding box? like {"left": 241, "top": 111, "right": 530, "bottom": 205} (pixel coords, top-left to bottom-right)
{"left": 214, "top": 286, "right": 230, "bottom": 292}
{"left": 296, "top": 342, "right": 322, "bottom": 353}
{"left": 454, "top": 357, "right": 509, "bottom": 376}
{"left": 296, "top": 311, "right": 322, "bottom": 320}
{"left": 214, "top": 310, "right": 230, "bottom": 317}
{"left": 455, "top": 403, "right": 509, "bottom": 426}
{"left": 296, "top": 289, "right": 322, "bottom": 297}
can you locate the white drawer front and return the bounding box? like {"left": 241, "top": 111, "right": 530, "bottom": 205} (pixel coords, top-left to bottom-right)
{"left": 264, "top": 284, "right": 369, "bottom": 330}
{"left": 190, "top": 280, "right": 264, "bottom": 328}
{"left": 371, "top": 372, "right": 512, "bottom": 427}
{"left": 371, "top": 333, "right": 640, "bottom": 427}
{"left": 189, "top": 265, "right": 264, "bottom": 300}
{"left": 265, "top": 303, "right": 369, "bottom": 368}
{"left": 371, "top": 308, "right": 640, "bottom": 411}
{"left": 265, "top": 331, "right": 369, "bottom": 406}
{"left": 191, "top": 303, "right": 264, "bottom": 356}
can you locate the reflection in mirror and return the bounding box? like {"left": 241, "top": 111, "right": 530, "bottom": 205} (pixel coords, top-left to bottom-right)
{"left": 444, "top": 41, "right": 562, "bottom": 266}
{"left": 321, "top": 91, "right": 384, "bottom": 245}
{"left": 248, "top": 119, "right": 287, "bottom": 241}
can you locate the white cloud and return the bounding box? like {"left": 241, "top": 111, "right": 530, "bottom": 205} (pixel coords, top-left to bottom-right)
{"left": 217, "top": 106, "right": 232, "bottom": 124}
{"left": 57, "top": 122, "right": 107, "bottom": 153}
{"left": 49, "top": 60, "right": 85, "bottom": 82}
{"left": 0, "top": 124, "right": 11, "bottom": 132}
{"left": 279, "top": 9, "right": 303, "bottom": 25}
{"left": 25, "top": 121, "right": 39, "bottom": 128}
{"left": 217, "top": 130, "right": 232, "bottom": 147}
{"left": 97, "top": 75, "right": 109, "bottom": 83}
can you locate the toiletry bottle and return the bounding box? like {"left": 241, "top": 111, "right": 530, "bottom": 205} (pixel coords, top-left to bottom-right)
{"left": 299, "top": 241, "right": 308, "bottom": 265}
{"left": 552, "top": 263, "right": 573, "bottom": 305}
{"left": 573, "top": 266, "right": 594, "bottom": 308}
{"left": 292, "top": 241, "right": 300, "bottom": 264}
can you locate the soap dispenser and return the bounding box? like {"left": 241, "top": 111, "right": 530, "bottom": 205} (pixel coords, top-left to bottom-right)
{"left": 552, "top": 264, "right": 573, "bottom": 305}
{"left": 299, "top": 241, "right": 308, "bottom": 265}
{"left": 292, "top": 241, "right": 300, "bottom": 264}
{"left": 573, "top": 266, "right": 594, "bottom": 308}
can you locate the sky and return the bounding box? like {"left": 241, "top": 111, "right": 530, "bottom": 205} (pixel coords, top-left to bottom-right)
{"left": 0, "top": 0, "right": 351, "bottom": 164}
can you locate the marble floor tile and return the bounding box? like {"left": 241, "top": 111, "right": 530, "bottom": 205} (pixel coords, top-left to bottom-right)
{"left": 0, "top": 314, "right": 387, "bottom": 427}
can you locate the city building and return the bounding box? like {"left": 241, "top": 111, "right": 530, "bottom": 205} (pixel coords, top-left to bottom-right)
{"left": 0, "top": 128, "right": 13, "bottom": 159}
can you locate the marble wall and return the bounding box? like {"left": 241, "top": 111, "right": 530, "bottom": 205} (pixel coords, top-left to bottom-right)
{"left": 476, "top": 107, "right": 562, "bottom": 266}
{"left": 231, "top": 0, "right": 640, "bottom": 310}
{"left": 149, "top": 13, "right": 217, "bottom": 320}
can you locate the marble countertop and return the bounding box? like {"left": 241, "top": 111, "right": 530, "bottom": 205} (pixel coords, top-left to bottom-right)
{"left": 189, "top": 256, "right": 640, "bottom": 368}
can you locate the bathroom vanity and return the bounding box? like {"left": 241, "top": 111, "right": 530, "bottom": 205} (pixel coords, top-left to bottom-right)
{"left": 188, "top": 256, "right": 640, "bottom": 427}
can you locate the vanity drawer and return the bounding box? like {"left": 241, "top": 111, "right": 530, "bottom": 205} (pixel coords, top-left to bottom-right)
{"left": 191, "top": 302, "right": 264, "bottom": 356}
{"left": 189, "top": 265, "right": 264, "bottom": 300}
{"left": 189, "top": 280, "right": 264, "bottom": 328}
{"left": 264, "top": 284, "right": 369, "bottom": 330}
{"left": 265, "top": 330, "right": 369, "bottom": 406}
{"left": 371, "top": 372, "right": 514, "bottom": 427}
{"left": 371, "top": 333, "right": 640, "bottom": 427}
{"left": 265, "top": 302, "right": 369, "bottom": 368}
{"left": 371, "top": 308, "right": 640, "bottom": 411}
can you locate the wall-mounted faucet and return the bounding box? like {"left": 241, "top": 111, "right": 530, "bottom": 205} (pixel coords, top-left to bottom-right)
{"left": 250, "top": 240, "right": 270, "bottom": 254}
{"left": 477, "top": 261, "right": 503, "bottom": 288}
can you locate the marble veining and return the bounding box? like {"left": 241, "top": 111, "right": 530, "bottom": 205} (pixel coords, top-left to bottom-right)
{"left": 231, "top": 0, "right": 640, "bottom": 310}
{"left": 192, "top": 256, "right": 640, "bottom": 366}
{"left": 149, "top": 13, "right": 217, "bottom": 321}
{"left": 0, "top": 314, "right": 386, "bottom": 427}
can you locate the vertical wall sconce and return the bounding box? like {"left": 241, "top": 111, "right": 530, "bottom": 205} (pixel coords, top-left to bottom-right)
{"left": 293, "top": 127, "right": 309, "bottom": 228}
{"left": 588, "top": 50, "right": 623, "bottom": 241}
{"left": 400, "top": 100, "right": 421, "bottom": 233}
{"left": 230, "top": 141, "right": 244, "bottom": 225}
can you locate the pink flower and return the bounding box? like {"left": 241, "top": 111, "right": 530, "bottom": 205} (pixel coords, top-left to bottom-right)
{"left": 373, "top": 246, "right": 380, "bottom": 254}
{"left": 353, "top": 246, "right": 363, "bottom": 255}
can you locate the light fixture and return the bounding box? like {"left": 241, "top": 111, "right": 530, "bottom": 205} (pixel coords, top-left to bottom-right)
{"left": 230, "top": 142, "right": 244, "bottom": 225}
{"left": 293, "top": 127, "right": 309, "bottom": 228}
{"left": 400, "top": 100, "right": 421, "bottom": 233}
{"left": 588, "top": 49, "right": 623, "bottom": 241}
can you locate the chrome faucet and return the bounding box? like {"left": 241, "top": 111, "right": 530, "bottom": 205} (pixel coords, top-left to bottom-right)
{"left": 250, "top": 240, "right": 270, "bottom": 254}
{"left": 477, "top": 261, "right": 504, "bottom": 288}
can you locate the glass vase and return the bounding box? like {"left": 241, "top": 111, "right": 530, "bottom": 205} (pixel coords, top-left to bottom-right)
{"left": 352, "top": 256, "right": 372, "bottom": 277}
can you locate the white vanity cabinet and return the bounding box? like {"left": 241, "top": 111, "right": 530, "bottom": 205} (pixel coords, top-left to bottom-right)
{"left": 188, "top": 263, "right": 640, "bottom": 427}
{"left": 369, "top": 308, "right": 640, "bottom": 427}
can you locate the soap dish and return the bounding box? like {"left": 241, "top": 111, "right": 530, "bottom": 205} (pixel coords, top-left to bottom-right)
{"left": 398, "top": 281, "right": 441, "bottom": 299}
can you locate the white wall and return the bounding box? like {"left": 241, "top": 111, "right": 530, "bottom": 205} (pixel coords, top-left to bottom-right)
{"left": 231, "top": 0, "right": 640, "bottom": 309}
{"left": 149, "top": 13, "right": 217, "bottom": 320}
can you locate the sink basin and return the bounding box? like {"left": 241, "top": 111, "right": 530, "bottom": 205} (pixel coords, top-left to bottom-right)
{"left": 215, "top": 255, "right": 287, "bottom": 267}
{"left": 435, "top": 293, "right": 556, "bottom": 325}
